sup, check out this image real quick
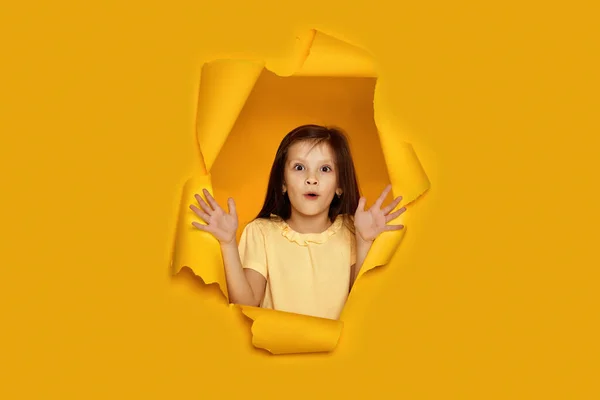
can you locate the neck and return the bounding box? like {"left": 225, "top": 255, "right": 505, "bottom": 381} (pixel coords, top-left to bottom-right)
{"left": 286, "top": 210, "right": 332, "bottom": 234}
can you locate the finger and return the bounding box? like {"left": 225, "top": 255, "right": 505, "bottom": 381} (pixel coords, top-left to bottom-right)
{"left": 190, "top": 204, "right": 210, "bottom": 223}
{"left": 385, "top": 206, "right": 406, "bottom": 223}
{"left": 227, "top": 197, "right": 237, "bottom": 217}
{"left": 203, "top": 188, "right": 222, "bottom": 212}
{"left": 373, "top": 184, "right": 392, "bottom": 210}
{"left": 384, "top": 224, "right": 405, "bottom": 231}
{"left": 192, "top": 221, "right": 211, "bottom": 231}
{"left": 356, "top": 197, "right": 366, "bottom": 213}
{"left": 382, "top": 196, "right": 403, "bottom": 215}
{"left": 195, "top": 193, "right": 213, "bottom": 215}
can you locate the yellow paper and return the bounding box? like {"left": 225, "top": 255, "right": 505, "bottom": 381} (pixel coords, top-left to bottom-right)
{"left": 234, "top": 305, "right": 344, "bottom": 355}
{"left": 171, "top": 174, "right": 229, "bottom": 301}
{"left": 170, "top": 28, "right": 430, "bottom": 355}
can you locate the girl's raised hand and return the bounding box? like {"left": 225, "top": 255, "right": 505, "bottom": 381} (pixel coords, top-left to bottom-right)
{"left": 190, "top": 188, "right": 238, "bottom": 245}
{"left": 354, "top": 184, "right": 406, "bottom": 242}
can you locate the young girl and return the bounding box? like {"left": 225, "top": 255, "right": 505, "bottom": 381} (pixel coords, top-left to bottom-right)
{"left": 190, "top": 124, "right": 406, "bottom": 320}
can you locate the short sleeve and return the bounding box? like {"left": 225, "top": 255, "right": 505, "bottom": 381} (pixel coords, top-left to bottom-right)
{"left": 238, "top": 220, "right": 268, "bottom": 279}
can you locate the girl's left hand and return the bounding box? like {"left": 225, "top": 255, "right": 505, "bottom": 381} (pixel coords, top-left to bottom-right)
{"left": 354, "top": 184, "right": 406, "bottom": 242}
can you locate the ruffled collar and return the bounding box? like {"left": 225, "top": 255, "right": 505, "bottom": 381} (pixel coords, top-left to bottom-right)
{"left": 269, "top": 214, "right": 344, "bottom": 246}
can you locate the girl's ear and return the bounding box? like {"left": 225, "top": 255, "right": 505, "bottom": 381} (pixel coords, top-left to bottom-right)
{"left": 336, "top": 188, "right": 343, "bottom": 196}
{"left": 282, "top": 184, "right": 287, "bottom": 194}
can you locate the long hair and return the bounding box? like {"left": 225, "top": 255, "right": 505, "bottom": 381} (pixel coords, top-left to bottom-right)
{"left": 254, "top": 124, "right": 361, "bottom": 234}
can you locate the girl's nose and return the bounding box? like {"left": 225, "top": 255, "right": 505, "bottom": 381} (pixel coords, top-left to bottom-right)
{"left": 306, "top": 178, "right": 318, "bottom": 185}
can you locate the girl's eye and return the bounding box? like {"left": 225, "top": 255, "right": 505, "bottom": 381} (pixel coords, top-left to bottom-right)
{"left": 293, "top": 164, "right": 332, "bottom": 172}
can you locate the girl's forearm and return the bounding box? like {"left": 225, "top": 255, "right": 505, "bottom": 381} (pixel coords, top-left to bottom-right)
{"left": 350, "top": 235, "right": 374, "bottom": 288}
{"left": 220, "top": 241, "right": 260, "bottom": 306}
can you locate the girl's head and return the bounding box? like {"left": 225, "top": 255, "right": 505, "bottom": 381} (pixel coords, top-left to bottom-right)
{"left": 255, "top": 124, "right": 361, "bottom": 229}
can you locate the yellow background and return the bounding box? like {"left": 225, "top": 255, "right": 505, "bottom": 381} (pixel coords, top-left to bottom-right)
{"left": 211, "top": 73, "right": 391, "bottom": 242}
{"left": 1, "top": 0, "right": 599, "bottom": 398}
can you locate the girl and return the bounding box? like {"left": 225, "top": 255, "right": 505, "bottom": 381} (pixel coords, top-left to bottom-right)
{"left": 190, "top": 124, "right": 406, "bottom": 320}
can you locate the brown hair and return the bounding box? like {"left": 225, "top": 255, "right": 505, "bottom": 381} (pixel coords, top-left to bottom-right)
{"left": 254, "top": 124, "right": 361, "bottom": 233}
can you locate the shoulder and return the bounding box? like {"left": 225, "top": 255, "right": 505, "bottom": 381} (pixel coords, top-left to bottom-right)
{"left": 338, "top": 214, "right": 356, "bottom": 237}
{"left": 242, "top": 216, "right": 283, "bottom": 236}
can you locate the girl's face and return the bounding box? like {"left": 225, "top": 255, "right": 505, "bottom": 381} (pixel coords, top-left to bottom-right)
{"left": 283, "top": 141, "right": 342, "bottom": 219}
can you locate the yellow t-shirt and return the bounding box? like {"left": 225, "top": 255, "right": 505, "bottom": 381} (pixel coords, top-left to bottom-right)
{"left": 238, "top": 214, "right": 356, "bottom": 320}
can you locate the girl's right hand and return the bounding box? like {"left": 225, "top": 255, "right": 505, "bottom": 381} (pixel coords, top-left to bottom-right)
{"left": 190, "top": 188, "right": 238, "bottom": 246}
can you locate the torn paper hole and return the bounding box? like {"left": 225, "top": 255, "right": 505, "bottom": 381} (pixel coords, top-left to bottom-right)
{"left": 170, "top": 28, "right": 430, "bottom": 355}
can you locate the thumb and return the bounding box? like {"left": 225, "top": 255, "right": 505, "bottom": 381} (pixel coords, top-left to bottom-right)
{"left": 356, "top": 197, "right": 366, "bottom": 213}
{"left": 227, "top": 197, "right": 237, "bottom": 217}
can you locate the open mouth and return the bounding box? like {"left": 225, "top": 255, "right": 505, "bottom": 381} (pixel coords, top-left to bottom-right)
{"left": 304, "top": 193, "right": 319, "bottom": 199}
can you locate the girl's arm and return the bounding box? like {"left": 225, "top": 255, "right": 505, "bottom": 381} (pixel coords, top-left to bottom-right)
{"left": 220, "top": 241, "right": 267, "bottom": 307}
{"left": 350, "top": 185, "right": 406, "bottom": 290}
{"left": 349, "top": 235, "right": 374, "bottom": 290}
{"left": 189, "top": 189, "right": 266, "bottom": 307}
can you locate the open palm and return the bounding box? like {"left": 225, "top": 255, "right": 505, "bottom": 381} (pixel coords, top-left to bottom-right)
{"left": 190, "top": 188, "right": 238, "bottom": 245}
{"left": 354, "top": 184, "right": 406, "bottom": 242}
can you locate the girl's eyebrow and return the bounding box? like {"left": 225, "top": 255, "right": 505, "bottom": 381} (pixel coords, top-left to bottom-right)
{"left": 288, "top": 158, "right": 334, "bottom": 164}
